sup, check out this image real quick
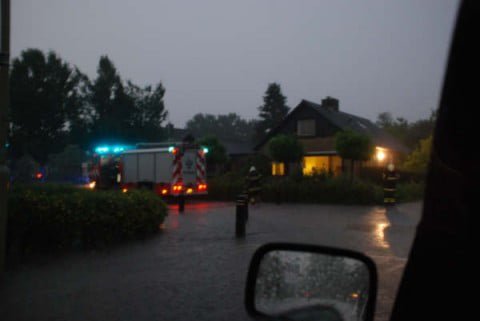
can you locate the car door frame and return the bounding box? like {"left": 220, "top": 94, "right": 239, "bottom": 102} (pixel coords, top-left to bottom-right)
{"left": 390, "top": 1, "right": 475, "bottom": 320}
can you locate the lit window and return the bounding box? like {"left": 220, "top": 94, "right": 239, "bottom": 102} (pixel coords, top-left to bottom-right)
{"left": 272, "top": 162, "right": 285, "bottom": 176}
{"left": 297, "top": 119, "right": 316, "bottom": 136}
{"left": 303, "top": 156, "right": 329, "bottom": 175}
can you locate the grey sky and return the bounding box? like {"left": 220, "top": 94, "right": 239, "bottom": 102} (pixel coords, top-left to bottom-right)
{"left": 12, "top": 0, "right": 459, "bottom": 127}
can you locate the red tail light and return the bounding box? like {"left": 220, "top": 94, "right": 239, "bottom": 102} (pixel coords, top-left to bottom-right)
{"left": 172, "top": 184, "right": 183, "bottom": 192}
{"left": 198, "top": 184, "right": 208, "bottom": 191}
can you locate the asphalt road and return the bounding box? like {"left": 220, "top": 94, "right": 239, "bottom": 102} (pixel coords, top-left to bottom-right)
{"left": 0, "top": 201, "right": 421, "bottom": 321}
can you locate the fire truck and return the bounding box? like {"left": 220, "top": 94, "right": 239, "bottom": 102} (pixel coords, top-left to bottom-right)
{"left": 87, "top": 142, "right": 208, "bottom": 197}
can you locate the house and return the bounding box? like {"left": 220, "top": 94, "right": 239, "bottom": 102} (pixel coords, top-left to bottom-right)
{"left": 255, "top": 97, "right": 408, "bottom": 176}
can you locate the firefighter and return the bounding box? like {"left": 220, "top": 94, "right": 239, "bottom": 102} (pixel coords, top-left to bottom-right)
{"left": 383, "top": 163, "right": 399, "bottom": 206}
{"left": 246, "top": 166, "right": 262, "bottom": 204}
{"left": 99, "top": 158, "right": 120, "bottom": 189}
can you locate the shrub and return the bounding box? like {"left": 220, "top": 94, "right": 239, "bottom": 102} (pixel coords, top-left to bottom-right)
{"left": 207, "top": 174, "right": 383, "bottom": 205}
{"left": 7, "top": 184, "right": 168, "bottom": 258}
{"left": 206, "top": 173, "right": 245, "bottom": 200}
{"left": 232, "top": 153, "right": 272, "bottom": 177}
{"left": 47, "top": 145, "right": 87, "bottom": 183}
{"left": 358, "top": 167, "right": 426, "bottom": 184}
{"left": 261, "top": 176, "right": 383, "bottom": 205}
{"left": 401, "top": 135, "right": 432, "bottom": 174}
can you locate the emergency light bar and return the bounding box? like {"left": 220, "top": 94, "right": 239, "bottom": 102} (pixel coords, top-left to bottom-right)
{"left": 94, "top": 145, "right": 131, "bottom": 155}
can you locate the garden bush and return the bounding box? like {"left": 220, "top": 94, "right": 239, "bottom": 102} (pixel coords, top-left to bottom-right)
{"left": 207, "top": 174, "right": 384, "bottom": 205}
{"left": 358, "top": 166, "right": 426, "bottom": 184}
{"left": 262, "top": 176, "right": 383, "bottom": 205}
{"left": 7, "top": 184, "right": 168, "bottom": 257}
{"left": 206, "top": 173, "right": 245, "bottom": 201}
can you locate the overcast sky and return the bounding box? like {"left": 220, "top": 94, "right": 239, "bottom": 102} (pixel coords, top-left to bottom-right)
{"left": 12, "top": 0, "right": 459, "bottom": 127}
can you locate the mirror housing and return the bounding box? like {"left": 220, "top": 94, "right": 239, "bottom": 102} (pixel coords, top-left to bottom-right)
{"left": 245, "top": 243, "right": 378, "bottom": 321}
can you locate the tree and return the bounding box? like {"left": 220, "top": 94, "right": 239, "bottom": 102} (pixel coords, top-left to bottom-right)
{"left": 402, "top": 135, "right": 432, "bottom": 173}
{"left": 89, "top": 56, "right": 136, "bottom": 145}
{"left": 186, "top": 113, "right": 255, "bottom": 142}
{"left": 268, "top": 135, "right": 304, "bottom": 175}
{"left": 256, "top": 83, "right": 290, "bottom": 140}
{"left": 66, "top": 72, "right": 94, "bottom": 149}
{"left": 197, "top": 136, "right": 228, "bottom": 175}
{"left": 376, "top": 110, "right": 436, "bottom": 150}
{"left": 89, "top": 57, "right": 168, "bottom": 145}
{"left": 375, "top": 112, "right": 409, "bottom": 145}
{"left": 126, "top": 81, "right": 168, "bottom": 141}
{"left": 335, "top": 131, "right": 373, "bottom": 181}
{"left": 404, "top": 111, "right": 436, "bottom": 149}
{"left": 9, "top": 49, "right": 87, "bottom": 165}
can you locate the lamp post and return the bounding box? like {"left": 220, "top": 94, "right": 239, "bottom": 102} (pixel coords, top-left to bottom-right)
{"left": 0, "top": 0, "right": 10, "bottom": 272}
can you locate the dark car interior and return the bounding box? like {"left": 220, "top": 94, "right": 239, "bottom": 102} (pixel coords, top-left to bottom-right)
{"left": 389, "top": 1, "right": 474, "bottom": 320}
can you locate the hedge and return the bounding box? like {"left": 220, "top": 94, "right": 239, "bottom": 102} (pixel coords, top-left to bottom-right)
{"left": 264, "top": 176, "right": 383, "bottom": 205}
{"left": 7, "top": 184, "right": 168, "bottom": 257}
{"left": 357, "top": 167, "right": 427, "bottom": 185}
{"left": 207, "top": 174, "right": 424, "bottom": 204}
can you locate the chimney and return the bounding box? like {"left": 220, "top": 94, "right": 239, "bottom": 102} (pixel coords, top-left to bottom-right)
{"left": 321, "top": 96, "right": 339, "bottom": 112}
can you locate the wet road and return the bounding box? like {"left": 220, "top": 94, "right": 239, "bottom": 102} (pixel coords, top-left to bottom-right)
{"left": 0, "top": 202, "right": 421, "bottom": 321}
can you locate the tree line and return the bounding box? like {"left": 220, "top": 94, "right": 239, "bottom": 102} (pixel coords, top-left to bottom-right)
{"left": 185, "top": 82, "right": 290, "bottom": 143}
{"left": 7, "top": 48, "right": 434, "bottom": 174}
{"left": 7, "top": 49, "right": 292, "bottom": 167}
{"left": 8, "top": 49, "right": 168, "bottom": 165}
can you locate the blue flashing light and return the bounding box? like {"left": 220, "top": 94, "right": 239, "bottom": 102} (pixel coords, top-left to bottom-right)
{"left": 95, "top": 146, "right": 110, "bottom": 154}
{"left": 203, "top": 147, "right": 209, "bottom": 154}
{"left": 168, "top": 146, "right": 175, "bottom": 153}
{"left": 95, "top": 145, "right": 130, "bottom": 155}
{"left": 113, "top": 146, "right": 125, "bottom": 153}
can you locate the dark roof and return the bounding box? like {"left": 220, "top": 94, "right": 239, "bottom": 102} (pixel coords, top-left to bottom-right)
{"left": 163, "top": 127, "right": 254, "bottom": 156}
{"left": 303, "top": 100, "right": 409, "bottom": 153}
{"left": 218, "top": 139, "right": 254, "bottom": 156}
{"left": 256, "top": 99, "right": 409, "bottom": 153}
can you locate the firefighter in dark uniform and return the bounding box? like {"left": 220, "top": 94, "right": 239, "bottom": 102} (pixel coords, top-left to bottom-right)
{"left": 99, "top": 158, "right": 120, "bottom": 189}
{"left": 383, "top": 163, "right": 399, "bottom": 206}
{"left": 246, "top": 166, "right": 262, "bottom": 204}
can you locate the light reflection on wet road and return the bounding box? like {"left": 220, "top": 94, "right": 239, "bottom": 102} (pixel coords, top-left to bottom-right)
{"left": 0, "top": 202, "right": 421, "bottom": 321}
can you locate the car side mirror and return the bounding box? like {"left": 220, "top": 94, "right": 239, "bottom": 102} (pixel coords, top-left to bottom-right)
{"left": 245, "top": 243, "right": 377, "bottom": 321}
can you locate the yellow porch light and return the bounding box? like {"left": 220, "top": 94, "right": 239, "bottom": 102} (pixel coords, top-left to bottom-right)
{"left": 375, "top": 147, "right": 387, "bottom": 162}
